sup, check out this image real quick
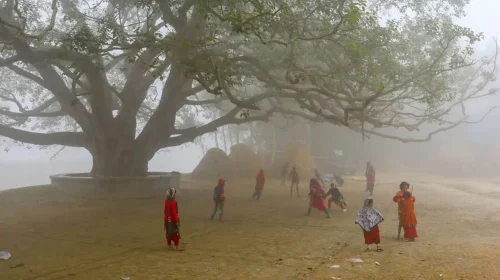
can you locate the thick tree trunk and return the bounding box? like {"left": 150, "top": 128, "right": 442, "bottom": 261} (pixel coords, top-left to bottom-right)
{"left": 89, "top": 138, "right": 149, "bottom": 177}
{"left": 90, "top": 152, "right": 149, "bottom": 177}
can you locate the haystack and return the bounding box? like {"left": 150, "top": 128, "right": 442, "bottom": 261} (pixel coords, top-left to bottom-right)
{"left": 229, "top": 143, "right": 265, "bottom": 177}
{"left": 272, "top": 141, "right": 317, "bottom": 179}
{"left": 192, "top": 148, "right": 234, "bottom": 180}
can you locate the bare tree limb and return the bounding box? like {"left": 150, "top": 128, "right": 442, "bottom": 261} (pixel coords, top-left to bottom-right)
{"left": 0, "top": 125, "right": 87, "bottom": 147}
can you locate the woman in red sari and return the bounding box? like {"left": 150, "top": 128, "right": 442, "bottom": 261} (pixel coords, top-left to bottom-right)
{"left": 399, "top": 191, "right": 418, "bottom": 241}
{"left": 252, "top": 169, "right": 266, "bottom": 200}
{"left": 306, "top": 178, "right": 330, "bottom": 218}
{"left": 164, "top": 188, "right": 181, "bottom": 249}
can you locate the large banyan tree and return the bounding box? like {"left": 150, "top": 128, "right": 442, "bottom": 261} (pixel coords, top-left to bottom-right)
{"left": 0, "top": 0, "right": 497, "bottom": 177}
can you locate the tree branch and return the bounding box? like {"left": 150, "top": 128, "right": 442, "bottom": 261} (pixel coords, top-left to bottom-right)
{"left": 0, "top": 125, "right": 87, "bottom": 147}
{"left": 161, "top": 104, "right": 326, "bottom": 148}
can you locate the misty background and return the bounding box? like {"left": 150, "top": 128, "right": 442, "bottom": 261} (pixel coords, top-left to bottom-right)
{"left": 1, "top": 0, "right": 500, "bottom": 191}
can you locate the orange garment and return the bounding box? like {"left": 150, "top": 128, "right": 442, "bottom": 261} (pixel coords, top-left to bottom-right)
{"left": 399, "top": 196, "right": 417, "bottom": 226}
{"left": 255, "top": 170, "right": 266, "bottom": 191}
{"left": 393, "top": 191, "right": 404, "bottom": 213}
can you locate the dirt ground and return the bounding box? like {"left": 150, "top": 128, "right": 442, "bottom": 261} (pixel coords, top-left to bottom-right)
{"left": 2, "top": 174, "right": 500, "bottom": 280}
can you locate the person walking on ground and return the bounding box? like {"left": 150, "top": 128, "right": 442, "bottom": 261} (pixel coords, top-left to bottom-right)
{"left": 289, "top": 167, "right": 300, "bottom": 197}
{"left": 252, "top": 169, "right": 266, "bottom": 200}
{"left": 365, "top": 162, "right": 376, "bottom": 195}
{"left": 210, "top": 179, "right": 226, "bottom": 221}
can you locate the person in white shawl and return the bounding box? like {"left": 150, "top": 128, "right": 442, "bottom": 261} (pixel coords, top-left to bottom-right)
{"left": 355, "top": 198, "right": 384, "bottom": 251}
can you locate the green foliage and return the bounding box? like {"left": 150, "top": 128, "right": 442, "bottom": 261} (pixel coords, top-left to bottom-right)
{"left": 0, "top": 0, "right": 496, "bottom": 153}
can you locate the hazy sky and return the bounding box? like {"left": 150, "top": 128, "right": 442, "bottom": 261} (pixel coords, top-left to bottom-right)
{"left": 1, "top": 0, "right": 499, "bottom": 176}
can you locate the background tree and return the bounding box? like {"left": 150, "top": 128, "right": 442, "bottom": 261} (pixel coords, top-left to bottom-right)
{"left": 0, "top": 0, "right": 497, "bottom": 177}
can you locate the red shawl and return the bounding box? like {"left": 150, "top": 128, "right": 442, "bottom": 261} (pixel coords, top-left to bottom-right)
{"left": 255, "top": 169, "right": 266, "bottom": 190}
{"left": 309, "top": 178, "right": 327, "bottom": 210}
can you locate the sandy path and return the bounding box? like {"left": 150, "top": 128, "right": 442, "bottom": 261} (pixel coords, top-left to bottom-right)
{"left": 1, "top": 176, "right": 500, "bottom": 280}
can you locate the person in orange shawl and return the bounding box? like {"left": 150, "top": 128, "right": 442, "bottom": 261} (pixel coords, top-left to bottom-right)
{"left": 399, "top": 191, "right": 418, "bottom": 241}
{"left": 252, "top": 169, "right": 266, "bottom": 200}
{"left": 164, "top": 188, "right": 181, "bottom": 250}
{"left": 393, "top": 181, "right": 410, "bottom": 239}
{"left": 306, "top": 178, "right": 330, "bottom": 218}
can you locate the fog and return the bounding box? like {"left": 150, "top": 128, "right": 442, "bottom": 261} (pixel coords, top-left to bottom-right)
{"left": 0, "top": 145, "right": 203, "bottom": 191}
{"left": 1, "top": 0, "right": 500, "bottom": 191}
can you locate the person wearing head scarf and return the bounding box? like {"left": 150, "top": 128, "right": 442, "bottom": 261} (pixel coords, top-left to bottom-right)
{"left": 355, "top": 198, "right": 384, "bottom": 251}
{"left": 252, "top": 169, "right": 266, "bottom": 200}
{"left": 365, "top": 162, "right": 376, "bottom": 195}
{"left": 399, "top": 191, "right": 418, "bottom": 241}
{"left": 324, "top": 182, "right": 347, "bottom": 211}
{"left": 164, "top": 188, "right": 181, "bottom": 249}
{"left": 307, "top": 178, "right": 330, "bottom": 218}
{"left": 288, "top": 167, "right": 300, "bottom": 197}
{"left": 210, "top": 179, "right": 226, "bottom": 221}
{"left": 393, "top": 181, "right": 410, "bottom": 239}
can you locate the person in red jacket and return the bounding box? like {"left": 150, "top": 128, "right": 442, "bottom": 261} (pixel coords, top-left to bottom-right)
{"left": 252, "top": 169, "right": 266, "bottom": 200}
{"left": 365, "top": 162, "right": 376, "bottom": 195}
{"left": 164, "top": 188, "right": 181, "bottom": 250}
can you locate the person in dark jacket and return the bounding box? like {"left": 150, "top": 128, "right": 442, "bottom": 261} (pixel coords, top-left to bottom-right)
{"left": 210, "top": 179, "right": 226, "bottom": 221}
{"left": 324, "top": 182, "right": 347, "bottom": 211}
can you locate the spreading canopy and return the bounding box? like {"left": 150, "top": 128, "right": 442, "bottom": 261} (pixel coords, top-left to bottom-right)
{"left": 0, "top": 0, "right": 497, "bottom": 175}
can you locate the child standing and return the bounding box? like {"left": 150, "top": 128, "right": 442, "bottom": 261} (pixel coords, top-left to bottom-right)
{"left": 252, "top": 169, "right": 266, "bottom": 200}
{"left": 355, "top": 198, "right": 384, "bottom": 252}
{"left": 164, "top": 188, "right": 181, "bottom": 250}
{"left": 210, "top": 179, "right": 226, "bottom": 221}
{"left": 393, "top": 181, "right": 410, "bottom": 239}
{"left": 399, "top": 191, "right": 418, "bottom": 241}
{"left": 324, "top": 182, "right": 347, "bottom": 211}
{"left": 288, "top": 167, "right": 300, "bottom": 197}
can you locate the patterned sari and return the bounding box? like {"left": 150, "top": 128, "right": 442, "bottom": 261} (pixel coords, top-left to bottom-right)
{"left": 355, "top": 199, "right": 384, "bottom": 232}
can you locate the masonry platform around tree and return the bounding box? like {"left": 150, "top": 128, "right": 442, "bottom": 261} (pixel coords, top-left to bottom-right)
{"left": 49, "top": 172, "right": 181, "bottom": 198}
